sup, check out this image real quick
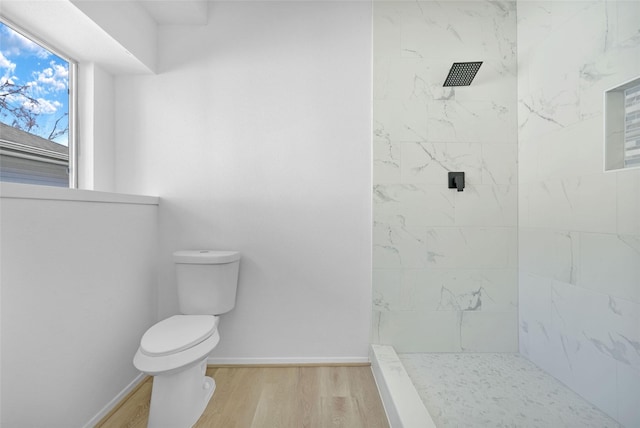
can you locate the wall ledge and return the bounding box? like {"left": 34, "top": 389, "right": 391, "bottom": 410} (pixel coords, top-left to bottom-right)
{"left": 370, "top": 345, "right": 436, "bottom": 428}
{"left": 0, "top": 182, "right": 159, "bottom": 206}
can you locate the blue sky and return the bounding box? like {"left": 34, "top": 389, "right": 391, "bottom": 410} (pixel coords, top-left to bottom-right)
{"left": 0, "top": 21, "right": 69, "bottom": 146}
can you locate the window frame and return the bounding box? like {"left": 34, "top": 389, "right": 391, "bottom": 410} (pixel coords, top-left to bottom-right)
{"left": 0, "top": 16, "right": 78, "bottom": 188}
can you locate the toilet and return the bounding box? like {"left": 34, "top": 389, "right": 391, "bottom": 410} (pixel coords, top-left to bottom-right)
{"left": 133, "top": 250, "right": 240, "bottom": 428}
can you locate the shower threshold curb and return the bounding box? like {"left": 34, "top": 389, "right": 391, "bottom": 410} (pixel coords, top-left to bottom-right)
{"left": 370, "top": 345, "right": 436, "bottom": 428}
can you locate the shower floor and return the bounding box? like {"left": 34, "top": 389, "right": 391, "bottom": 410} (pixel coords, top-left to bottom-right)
{"left": 399, "top": 353, "right": 620, "bottom": 428}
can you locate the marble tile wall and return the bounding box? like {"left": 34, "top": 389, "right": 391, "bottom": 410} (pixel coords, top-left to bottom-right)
{"left": 372, "top": 1, "right": 518, "bottom": 353}
{"left": 517, "top": 1, "right": 640, "bottom": 426}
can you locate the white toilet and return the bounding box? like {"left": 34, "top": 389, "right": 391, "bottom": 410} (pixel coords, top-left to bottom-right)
{"left": 133, "top": 250, "right": 240, "bottom": 428}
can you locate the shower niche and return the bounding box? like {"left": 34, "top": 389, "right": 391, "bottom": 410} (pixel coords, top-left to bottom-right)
{"left": 604, "top": 75, "right": 640, "bottom": 171}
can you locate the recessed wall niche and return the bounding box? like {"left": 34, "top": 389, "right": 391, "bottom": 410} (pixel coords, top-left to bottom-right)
{"left": 604, "top": 76, "right": 640, "bottom": 171}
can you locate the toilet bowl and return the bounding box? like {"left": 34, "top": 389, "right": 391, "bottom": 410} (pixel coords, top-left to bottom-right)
{"left": 133, "top": 250, "right": 240, "bottom": 428}
{"left": 134, "top": 315, "right": 220, "bottom": 427}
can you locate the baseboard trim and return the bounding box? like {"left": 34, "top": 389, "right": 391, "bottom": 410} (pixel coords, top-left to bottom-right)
{"left": 208, "top": 362, "right": 371, "bottom": 368}
{"left": 84, "top": 373, "right": 149, "bottom": 428}
{"left": 207, "top": 356, "right": 370, "bottom": 366}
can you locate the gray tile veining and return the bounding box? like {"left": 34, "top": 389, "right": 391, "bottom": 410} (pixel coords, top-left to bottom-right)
{"left": 399, "top": 353, "right": 620, "bottom": 428}
{"left": 373, "top": 0, "right": 519, "bottom": 355}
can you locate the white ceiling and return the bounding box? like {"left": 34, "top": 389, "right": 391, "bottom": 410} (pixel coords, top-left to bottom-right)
{"left": 1, "top": 0, "right": 150, "bottom": 74}
{"left": 137, "top": 0, "right": 209, "bottom": 25}
{"left": 0, "top": 0, "right": 210, "bottom": 75}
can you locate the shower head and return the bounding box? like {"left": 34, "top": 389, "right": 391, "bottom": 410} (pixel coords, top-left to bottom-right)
{"left": 443, "top": 61, "right": 483, "bottom": 87}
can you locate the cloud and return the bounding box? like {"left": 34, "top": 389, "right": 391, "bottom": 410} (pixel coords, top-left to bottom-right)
{"left": 22, "top": 97, "right": 62, "bottom": 115}
{"left": 5, "top": 90, "right": 62, "bottom": 115}
{"left": 0, "top": 51, "right": 16, "bottom": 73}
{"left": 0, "top": 23, "right": 50, "bottom": 60}
{"left": 0, "top": 76, "right": 14, "bottom": 86}
{"left": 0, "top": 51, "right": 17, "bottom": 85}
{"left": 32, "top": 61, "right": 68, "bottom": 92}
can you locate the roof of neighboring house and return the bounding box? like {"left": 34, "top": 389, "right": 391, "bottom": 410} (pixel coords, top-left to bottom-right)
{"left": 0, "top": 121, "right": 68, "bottom": 161}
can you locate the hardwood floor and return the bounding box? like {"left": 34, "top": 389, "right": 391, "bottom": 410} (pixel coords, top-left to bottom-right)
{"left": 97, "top": 365, "right": 389, "bottom": 428}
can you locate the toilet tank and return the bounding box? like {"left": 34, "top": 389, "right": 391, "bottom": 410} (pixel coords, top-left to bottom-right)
{"left": 173, "top": 250, "right": 241, "bottom": 315}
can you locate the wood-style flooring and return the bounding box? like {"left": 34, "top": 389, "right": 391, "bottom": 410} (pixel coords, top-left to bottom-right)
{"left": 96, "top": 365, "right": 390, "bottom": 428}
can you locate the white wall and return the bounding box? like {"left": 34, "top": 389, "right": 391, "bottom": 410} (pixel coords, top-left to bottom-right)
{"left": 372, "top": 1, "right": 518, "bottom": 352}
{"left": 0, "top": 184, "right": 158, "bottom": 427}
{"left": 78, "top": 63, "right": 117, "bottom": 192}
{"left": 92, "top": 65, "right": 117, "bottom": 191}
{"left": 115, "top": 1, "right": 373, "bottom": 362}
{"left": 517, "top": 1, "right": 640, "bottom": 426}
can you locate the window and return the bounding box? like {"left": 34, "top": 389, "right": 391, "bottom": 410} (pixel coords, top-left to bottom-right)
{"left": 605, "top": 76, "right": 640, "bottom": 171}
{"left": 0, "top": 18, "right": 76, "bottom": 187}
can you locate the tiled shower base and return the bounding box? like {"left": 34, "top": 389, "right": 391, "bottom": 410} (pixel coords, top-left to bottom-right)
{"left": 370, "top": 346, "right": 621, "bottom": 428}
{"left": 399, "top": 352, "right": 620, "bottom": 428}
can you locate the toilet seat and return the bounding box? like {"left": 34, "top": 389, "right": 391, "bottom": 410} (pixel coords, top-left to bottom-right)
{"left": 140, "top": 315, "right": 218, "bottom": 357}
{"left": 134, "top": 315, "right": 220, "bottom": 376}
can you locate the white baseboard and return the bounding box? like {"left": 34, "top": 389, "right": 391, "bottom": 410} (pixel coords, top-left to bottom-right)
{"left": 207, "top": 356, "right": 369, "bottom": 365}
{"left": 83, "top": 373, "right": 146, "bottom": 428}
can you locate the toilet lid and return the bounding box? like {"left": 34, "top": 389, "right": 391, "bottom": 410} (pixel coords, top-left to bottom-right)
{"left": 140, "top": 315, "right": 218, "bottom": 357}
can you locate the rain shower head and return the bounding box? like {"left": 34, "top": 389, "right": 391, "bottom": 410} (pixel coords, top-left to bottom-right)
{"left": 443, "top": 61, "right": 483, "bottom": 87}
